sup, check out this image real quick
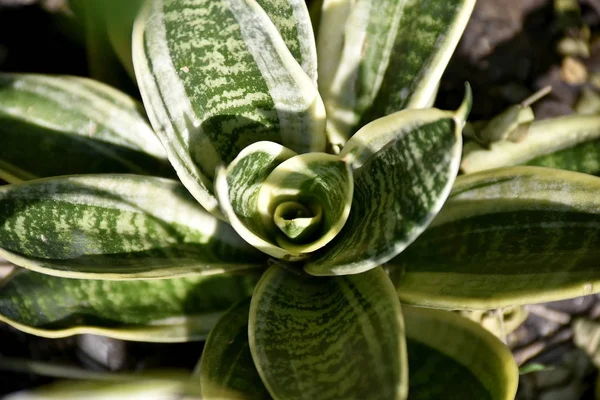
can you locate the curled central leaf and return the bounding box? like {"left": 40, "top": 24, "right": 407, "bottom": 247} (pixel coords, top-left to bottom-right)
{"left": 216, "top": 142, "right": 353, "bottom": 260}
{"left": 273, "top": 201, "right": 323, "bottom": 242}
{"left": 258, "top": 153, "right": 353, "bottom": 254}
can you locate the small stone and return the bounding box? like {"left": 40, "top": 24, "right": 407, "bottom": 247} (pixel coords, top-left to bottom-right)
{"left": 561, "top": 57, "right": 588, "bottom": 85}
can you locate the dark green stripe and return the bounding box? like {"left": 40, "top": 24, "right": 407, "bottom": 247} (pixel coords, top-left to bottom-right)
{"left": 526, "top": 139, "right": 600, "bottom": 175}
{"left": 307, "top": 118, "right": 459, "bottom": 275}
{"left": 249, "top": 266, "right": 406, "bottom": 400}
{"left": 0, "top": 269, "right": 258, "bottom": 333}
{"left": 0, "top": 175, "right": 266, "bottom": 277}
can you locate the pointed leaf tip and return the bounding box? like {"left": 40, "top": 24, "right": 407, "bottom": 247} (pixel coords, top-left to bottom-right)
{"left": 455, "top": 82, "right": 472, "bottom": 126}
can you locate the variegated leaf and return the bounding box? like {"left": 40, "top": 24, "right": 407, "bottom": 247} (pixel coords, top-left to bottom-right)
{"left": 526, "top": 139, "right": 600, "bottom": 175}
{"left": 461, "top": 114, "right": 600, "bottom": 174}
{"left": 216, "top": 141, "right": 297, "bottom": 260}
{"left": 0, "top": 74, "right": 171, "bottom": 183}
{"left": 0, "top": 268, "right": 259, "bottom": 342}
{"left": 404, "top": 306, "right": 518, "bottom": 400}
{"left": 0, "top": 175, "right": 266, "bottom": 279}
{"left": 390, "top": 166, "right": 600, "bottom": 309}
{"left": 304, "top": 91, "right": 470, "bottom": 276}
{"left": 257, "top": 0, "right": 318, "bottom": 82}
{"left": 198, "top": 298, "right": 270, "bottom": 399}
{"left": 133, "top": 0, "right": 326, "bottom": 216}
{"left": 249, "top": 266, "right": 407, "bottom": 400}
{"left": 217, "top": 141, "right": 353, "bottom": 260}
{"left": 318, "top": 0, "right": 475, "bottom": 145}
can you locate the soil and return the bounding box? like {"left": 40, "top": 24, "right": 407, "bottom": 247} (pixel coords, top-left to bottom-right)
{"left": 1, "top": 0, "right": 600, "bottom": 398}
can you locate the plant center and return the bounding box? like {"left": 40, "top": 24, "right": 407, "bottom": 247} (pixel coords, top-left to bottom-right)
{"left": 273, "top": 201, "right": 323, "bottom": 243}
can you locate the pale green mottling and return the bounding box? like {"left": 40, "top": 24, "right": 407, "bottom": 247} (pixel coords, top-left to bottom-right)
{"left": 321, "top": 0, "right": 475, "bottom": 141}
{"left": 0, "top": 74, "right": 172, "bottom": 183}
{"left": 0, "top": 175, "right": 267, "bottom": 279}
{"left": 306, "top": 109, "right": 463, "bottom": 276}
{"left": 249, "top": 266, "right": 407, "bottom": 399}
{"left": 0, "top": 269, "right": 260, "bottom": 341}
{"left": 389, "top": 166, "right": 600, "bottom": 309}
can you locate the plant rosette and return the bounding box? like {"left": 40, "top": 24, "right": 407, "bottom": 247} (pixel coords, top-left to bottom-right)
{"left": 2, "top": 1, "right": 600, "bottom": 399}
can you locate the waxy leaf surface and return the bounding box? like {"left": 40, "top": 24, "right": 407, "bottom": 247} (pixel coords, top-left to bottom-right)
{"left": 0, "top": 269, "right": 259, "bottom": 341}
{"left": 318, "top": 0, "right": 475, "bottom": 144}
{"left": 404, "top": 306, "right": 518, "bottom": 400}
{"left": 198, "top": 298, "right": 270, "bottom": 399}
{"left": 305, "top": 100, "right": 468, "bottom": 276}
{"left": 216, "top": 141, "right": 297, "bottom": 260}
{"left": 526, "top": 139, "right": 600, "bottom": 175}
{"left": 218, "top": 142, "right": 353, "bottom": 260}
{"left": 461, "top": 114, "right": 600, "bottom": 174}
{"left": 0, "top": 74, "right": 171, "bottom": 183}
{"left": 133, "top": 0, "right": 325, "bottom": 216}
{"left": 0, "top": 175, "right": 266, "bottom": 279}
{"left": 249, "top": 266, "right": 407, "bottom": 400}
{"left": 390, "top": 166, "right": 600, "bottom": 309}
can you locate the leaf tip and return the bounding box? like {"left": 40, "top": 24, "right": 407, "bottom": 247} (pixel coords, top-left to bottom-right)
{"left": 455, "top": 82, "right": 472, "bottom": 126}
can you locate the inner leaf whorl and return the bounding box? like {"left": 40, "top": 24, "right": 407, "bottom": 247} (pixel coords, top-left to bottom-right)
{"left": 273, "top": 201, "right": 323, "bottom": 243}
{"left": 257, "top": 152, "right": 354, "bottom": 255}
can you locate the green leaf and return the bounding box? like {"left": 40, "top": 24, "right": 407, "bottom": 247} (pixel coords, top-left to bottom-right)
{"left": 305, "top": 92, "right": 470, "bottom": 276}
{"left": 104, "top": 0, "right": 145, "bottom": 79}
{"left": 403, "top": 306, "right": 518, "bottom": 400}
{"left": 133, "top": 0, "right": 326, "bottom": 216}
{"left": 198, "top": 298, "right": 270, "bottom": 399}
{"left": 461, "top": 114, "right": 600, "bottom": 174}
{"left": 0, "top": 268, "right": 259, "bottom": 342}
{"left": 68, "top": 0, "right": 132, "bottom": 88}
{"left": 0, "top": 175, "right": 266, "bottom": 279}
{"left": 0, "top": 74, "right": 171, "bottom": 183}
{"left": 257, "top": 0, "right": 317, "bottom": 82}
{"left": 249, "top": 266, "right": 407, "bottom": 400}
{"left": 519, "top": 363, "right": 553, "bottom": 375}
{"left": 4, "top": 379, "right": 192, "bottom": 400}
{"left": 526, "top": 139, "right": 600, "bottom": 175}
{"left": 217, "top": 142, "right": 353, "bottom": 260}
{"left": 216, "top": 141, "right": 297, "bottom": 260}
{"left": 389, "top": 166, "right": 600, "bottom": 309}
{"left": 256, "top": 152, "right": 353, "bottom": 255}
{"left": 318, "top": 0, "right": 475, "bottom": 145}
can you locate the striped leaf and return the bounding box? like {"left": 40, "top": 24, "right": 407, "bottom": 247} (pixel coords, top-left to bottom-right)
{"left": 249, "top": 266, "right": 407, "bottom": 400}
{"left": 0, "top": 175, "right": 266, "bottom": 279}
{"left": 198, "top": 298, "right": 270, "bottom": 399}
{"left": 0, "top": 268, "right": 259, "bottom": 342}
{"left": 461, "top": 114, "right": 600, "bottom": 174}
{"left": 404, "top": 306, "right": 518, "bottom": 400}
{"left": 217, "top": 142, "right": 353, "bottom": 260}
{"left": 216, "top": 141, "right": 297, "bottom": 260}
{"left": 389, "top": 166, "right": 600, "bottom": 309}
{"left": 305, "top": 92, "right": 470, "bottom": 276}
{"left": 257, "top": 0, "right": 317, "bottom": 82}
{"left": 133, "top": 0, "right": 326, "bottom": 216}
{"left": 526, "top": 139, "right": 600, "bottom": 175}
{"left": 318, "top": 0, "right": 475, "bottom": 145}
{"left": 0, "top": 74, "right": 171, "bottom": 183}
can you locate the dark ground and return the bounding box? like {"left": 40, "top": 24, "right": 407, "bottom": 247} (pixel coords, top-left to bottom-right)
{"left": 1, "top": 0, "right": 600, "bottom": 398}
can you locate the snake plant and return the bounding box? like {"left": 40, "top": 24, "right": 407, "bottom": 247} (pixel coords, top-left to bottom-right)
{"left": 3, "top": 0, "right": 600, "bottom": 399}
